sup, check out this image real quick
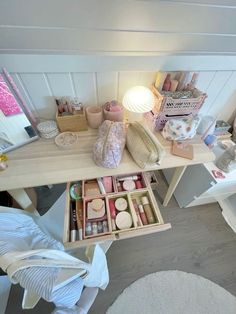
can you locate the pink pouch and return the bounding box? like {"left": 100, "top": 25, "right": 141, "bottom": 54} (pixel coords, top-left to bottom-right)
{"left": 93, "top": 120, "right": 126, "bottom": 168}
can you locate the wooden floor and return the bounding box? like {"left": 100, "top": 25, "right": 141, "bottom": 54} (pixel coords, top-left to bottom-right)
{"left": 6, "top": 176, "right": 236, "bottom": 314}
{"left": 90, "top": 197, "right": 236, "bottom": 313}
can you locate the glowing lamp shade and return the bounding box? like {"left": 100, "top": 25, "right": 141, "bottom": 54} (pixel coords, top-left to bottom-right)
{"left": 122, "top": 86, "right": 155, "bottom": 113}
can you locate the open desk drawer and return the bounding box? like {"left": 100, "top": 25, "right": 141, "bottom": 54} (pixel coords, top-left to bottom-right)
{"left": 63, "top": 178, "right": 171, "bottom": 249}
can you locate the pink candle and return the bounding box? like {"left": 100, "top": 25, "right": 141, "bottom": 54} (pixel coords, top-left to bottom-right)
{"left": 86, "top": 106, "right": 103, "bottom": 129}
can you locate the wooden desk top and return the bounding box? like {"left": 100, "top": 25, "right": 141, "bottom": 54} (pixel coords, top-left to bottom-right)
{"left": 0, "top": 129, "right": 215, "bottom": 191}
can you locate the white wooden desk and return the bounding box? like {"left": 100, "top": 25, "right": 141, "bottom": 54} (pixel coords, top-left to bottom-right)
{"left": 0, "top": 129, "right": 215, "bottom": 213}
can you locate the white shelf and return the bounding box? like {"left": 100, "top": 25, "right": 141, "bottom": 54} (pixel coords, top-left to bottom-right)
{"left": 204, "top": 143, "right": 236, "bottom": 184}
{"left": 163, "top": 143, "right": 236, "bottom": 208}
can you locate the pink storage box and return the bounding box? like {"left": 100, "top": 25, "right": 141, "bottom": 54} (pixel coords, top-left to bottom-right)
{"left": 155, "top": 112, "right": 195, "bottom": 131}
{"left": 151, "top": 85, "right": 207, "bottom": 130}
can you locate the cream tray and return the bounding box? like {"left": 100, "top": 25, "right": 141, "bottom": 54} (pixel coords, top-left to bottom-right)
{"left": 63, "top": 172, "right": 171, "bottom": 249}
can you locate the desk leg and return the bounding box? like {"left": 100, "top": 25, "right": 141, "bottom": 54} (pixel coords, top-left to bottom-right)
{"left": 163, "top": 166, "right": 187, "bottom": 206}
{"left": 7, "top": 188, "right": 39, "bottom": 216}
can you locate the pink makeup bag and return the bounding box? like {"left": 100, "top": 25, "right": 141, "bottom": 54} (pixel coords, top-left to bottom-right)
{"left": 93, "top": 120, "right": 126, "bottom": 168}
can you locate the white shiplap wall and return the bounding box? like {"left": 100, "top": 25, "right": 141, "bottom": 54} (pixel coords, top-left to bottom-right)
{"left": 0, "top": 54, "right": 236, "bottom": 121}
{"left": 0, "top": 0, "right": 236, "bottom": 121}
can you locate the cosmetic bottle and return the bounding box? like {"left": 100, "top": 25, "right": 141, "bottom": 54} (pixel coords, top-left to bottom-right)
{"left": 141, "top": 197, "right": 155, "bottom": 224}
{"left": 102, "top": 221, "right": 108, "bottom": 233}
{"left": 97, "top": 178, "right": 106, "bottom": 194}
{"left": 170, "top": 79, "right": 179, "bottom": 92}
{"left": 182, "top": 72, "right": 191, "bottom": 90}
{"left": 132, "top": 199, "right": 143, "bottom": 226}
{"left": 118, "top": 175, "right": 139, "bottom": 181}
{"left": 103, "top": 176, "right": 113, "bottom": 193}
{"left": 76, "top": 200, "right": 83, "bottom": 240}
{"left": 70, "top": 202, "right": 77, "bottom": 242}
{"left": 109, "top": 199, "right": 117, "bottom": 230}
{"left": 92, "top": 222, "right": 98, "bottom": 235}
{"left": 138, "top": 204, "right": 148, "bottom": 225}
{"left": 135, "top": 180, "right": 143, "bottom": 189}
{"left": 85, "top": 222, "right": 92, "bottom": 236}
{"left": 117, "top": 181, "right": 123, "bottom": 192}
{"left": 185, "top": 72, "right": 199, "bottom": 91}
{"left": 155, "top": 72, "right": 167, "bottom": 91}
{"left": 97, "top": 221, "right": 103, "bottom": 233}
{"left": 176, "top": 72, "right": 187, "bottom": 91}
{"left": 162, "top": 74, "right": 171, "bottom": 91}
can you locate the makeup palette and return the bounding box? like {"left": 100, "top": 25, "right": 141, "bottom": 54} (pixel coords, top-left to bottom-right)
{"left": 123, "top": 180, "right": 136, "bottom": 191}
{"left": 116, "top": 212, "right": 133, "bottom": 230}
{"left": 115, "top": 197, "right": 128, "bottom": 211}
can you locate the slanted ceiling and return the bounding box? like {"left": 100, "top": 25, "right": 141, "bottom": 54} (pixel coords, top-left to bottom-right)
{"left": 0, "top": 1, "right": 236, "bottom": 122}
{"left": 0, "top": 0, "right": 236, "bottom": 55}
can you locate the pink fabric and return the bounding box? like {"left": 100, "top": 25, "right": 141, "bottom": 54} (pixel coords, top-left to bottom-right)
{"left": 0, "top": 74, "right": 22, "bottom": 116}
{"left": 3, "top": 68, "right": 38, "bottom": 125}
{"left": 93, "top": 120, "right": 126, "bottom": 168}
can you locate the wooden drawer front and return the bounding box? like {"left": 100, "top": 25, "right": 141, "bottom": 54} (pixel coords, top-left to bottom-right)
{"left": 63, "top": 176, "right": 171, "bottom": 249}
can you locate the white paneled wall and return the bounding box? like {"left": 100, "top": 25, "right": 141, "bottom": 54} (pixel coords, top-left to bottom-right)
{"left": 2, "top": 64, "right": 235, "bottom": 122}
{"left": 1, "top": 0, "right": 236, "bottom": 122}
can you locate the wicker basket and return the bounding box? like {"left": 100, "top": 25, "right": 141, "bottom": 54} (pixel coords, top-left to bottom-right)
{"left": 56, "top": 109, "right": 88, "bottom": 132}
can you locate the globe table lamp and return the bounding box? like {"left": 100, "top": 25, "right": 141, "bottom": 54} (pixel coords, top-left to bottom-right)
{"left": 122, "top": 86, "right": 155, "bottom": 123}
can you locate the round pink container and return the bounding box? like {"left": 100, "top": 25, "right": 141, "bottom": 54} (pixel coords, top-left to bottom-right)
{"left": 86, "top": 106, "right": 103, "bottom": 129}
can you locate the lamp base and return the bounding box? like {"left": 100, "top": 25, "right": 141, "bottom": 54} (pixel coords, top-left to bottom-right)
{"left": 125, "top": 110, "right": 143, "bottom": 123}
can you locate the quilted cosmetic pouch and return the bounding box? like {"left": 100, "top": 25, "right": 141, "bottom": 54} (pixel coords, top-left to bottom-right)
{"left": 126, "top": 122, "right": 165, "bottom": 169}
{"left": 93, "top": 120, "right": 126, "bottom": 168}
{"left": 162, "top": 115, "right": 201, "bottom": 141}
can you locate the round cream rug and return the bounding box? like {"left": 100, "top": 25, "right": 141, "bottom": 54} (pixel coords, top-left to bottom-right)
{"left": 106, "top": 270, "right": 236, "bottom": 314}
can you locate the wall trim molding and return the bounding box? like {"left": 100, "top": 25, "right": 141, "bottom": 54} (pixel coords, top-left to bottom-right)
{"left": 1, "top": 54, "right": 236, "bottom": 72}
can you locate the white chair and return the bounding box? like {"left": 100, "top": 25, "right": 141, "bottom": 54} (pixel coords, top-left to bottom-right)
{"left": 0, "top": 191, "right": 111, "bottom": 313}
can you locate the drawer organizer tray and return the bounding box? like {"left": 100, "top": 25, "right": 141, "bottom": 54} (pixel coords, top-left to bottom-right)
{"left": 63, "top": 172, "right": 171, "bottom": 249}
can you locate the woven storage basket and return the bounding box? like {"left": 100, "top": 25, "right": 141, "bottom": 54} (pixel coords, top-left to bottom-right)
{"left": 56, "top": 109, "right": 88, "bottom": 132}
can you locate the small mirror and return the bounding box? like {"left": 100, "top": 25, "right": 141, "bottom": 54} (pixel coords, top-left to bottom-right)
{"left": 0, "top": 69, "right": 39, "bottom": 153}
